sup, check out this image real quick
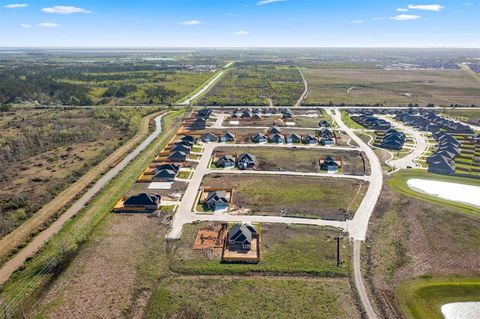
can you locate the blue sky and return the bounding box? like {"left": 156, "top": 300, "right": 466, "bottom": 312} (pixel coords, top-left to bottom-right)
{"left": 0, "top": 0, "right": 479, "bottom": 47}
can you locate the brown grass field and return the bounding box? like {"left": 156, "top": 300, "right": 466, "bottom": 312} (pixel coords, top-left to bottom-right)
{"left": 303, "top": 68, "right": 480, "bottom": 106}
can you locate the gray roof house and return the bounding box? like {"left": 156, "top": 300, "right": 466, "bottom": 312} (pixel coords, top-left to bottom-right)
{"left": 204, "top": 191, "right": 229, "bottom": 211}
{"left": 152, "top": 168, "right": 177, "bottom": 182}
{"left": 286, "top": 133, "right": 302, "bottom": 144}
{"left": 269, "top": 133, "right": 285, "bottom": 144}
{"left": 252, "top": 133, "right": 267, "bottom": 144}
{"left": 201, "top": 132, "right": 218, "bottom": 143}
{"left": 220, "top": 132, "right": 235, "bottom": 143}
{"left": 227, "top": 223, "right": 257, "bottom": 252}
{"left": 303, "top": 133, "right": 318, "bottom": 145}
{"left": 155, "top": 163, "right": 180, "bottom": 173}
{"left": 320, "top": 155, "right": 340, "bottom": 172}
{"left": 171, "top": 144, "right": 191, "bottom": 154}
{"left": 168, "top": 150, "right": 188, "bottom": 162}
{"left": 123, "top": 193, "right": 161, "bottom": 212}
{"left": 216, "top": 155, "right": 236, "bottom": 168}
{"left": 319, "top": 120, "right": 330, "bottom": 128}
{"left": 427, "top": 155, "right": 455, "bottom": 175}
{"left": 268, "top": 126, "right": 282, "bottom": 134}
{"left": 237, "top": 153, "right": 256, "bottom": 169}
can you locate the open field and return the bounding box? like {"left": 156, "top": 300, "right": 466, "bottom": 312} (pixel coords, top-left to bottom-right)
{"left": 198, "top": 64, "right": 304, "bottom": 106}
{"left": 303, "top": 68, "right": 480, "bottom": 106}
{"left": 396, "top": 276, "right": 480, "bottom": 319}
{"left": 146, "top": 276, "right": 360, "bottom": 319}
{"left": 214, "top": 146, "right": 367, "bottom": 175}
{"left": 365, "top": 172, "right": 480, "bottom": 318}
{"left": 0, "top": 111, "right": 186, "bottom": 318}
{"left": 202, "top": 174, "right": 367, "bottom": 219}
{"left": 169, "top": 223, "right": 350, "bottom": 276}
{"left": 0, "top": 107, "right": 161, "bottom": 260}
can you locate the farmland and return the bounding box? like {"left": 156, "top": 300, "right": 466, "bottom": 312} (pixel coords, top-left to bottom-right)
{"left": 213, "top": 146, "right": 368, "bottom": 175}
{"left": 198, "top": 64, "right": 304, "bottom": 106}
{"left": 302, "top": 68, "right": 480, "bottom": 106}
{"left": 202, "top": 174, "right": 367, "bottom": 219}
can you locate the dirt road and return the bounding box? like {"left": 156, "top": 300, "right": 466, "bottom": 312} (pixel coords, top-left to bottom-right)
{"left": 0, "top": 114, "right": 165, "bottom": 286}
{"left": 294, "top": 67, "right": 308, "bottom": 107}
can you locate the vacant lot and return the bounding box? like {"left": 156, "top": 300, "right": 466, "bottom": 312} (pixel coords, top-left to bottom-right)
{"left": 202, "top": 174, "right": 367, "bottom": 219}
{"left": 146, "top": 276, "right": 360, "bottom": 319}
{"left": 303, "top": 68, "right": 480, "bottom": 106}
{"left": 198, "top": 64, "right": 304, "bottom": 106}
{"left": 170, "top": 223, "right": 350, "bottom": 276}
{"left": 214, "top": 146, "right": 367, "bottom": 175}
{"left": 365, "top": 172, "right": 480, "bottom": 318}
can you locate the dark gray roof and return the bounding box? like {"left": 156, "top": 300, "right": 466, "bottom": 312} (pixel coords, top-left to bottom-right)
{"left": 124, "top": 193, "right": 160, "bottom": 206}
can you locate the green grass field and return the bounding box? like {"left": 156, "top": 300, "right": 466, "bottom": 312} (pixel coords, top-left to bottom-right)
{"left": 397, "top": 276, "right": 480, "bottom": 319}
{"left": 169, "top": 223, "right": 350, "bottom": 276}
{"left": 146, "top": 277, "right": 360, "bottom": 319}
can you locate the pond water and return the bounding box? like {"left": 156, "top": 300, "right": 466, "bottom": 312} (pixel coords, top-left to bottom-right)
{"left": 441, "top": 302, "right": 480, "bottom": 319}
{"left": 407, "top": 179, "right": 480, "bottom": 207}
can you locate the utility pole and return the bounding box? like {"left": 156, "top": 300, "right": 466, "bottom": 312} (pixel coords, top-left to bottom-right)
{"left": 336, "top": 237, "right": 341, "bottom": 267}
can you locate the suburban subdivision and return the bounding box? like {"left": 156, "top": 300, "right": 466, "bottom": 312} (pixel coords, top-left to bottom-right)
{"left": 0, "top": 48, "right": 479, "bottom": 319}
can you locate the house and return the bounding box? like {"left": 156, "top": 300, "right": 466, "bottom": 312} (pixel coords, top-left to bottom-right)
{"left": 220, "top": 132, "right": 235, "bottom": 143}
{"left": 152, "top": 168, "right": 177, "bottom": 182}
{"left": 282, "top": 111, "right": 293, "bottom": 119}
{"left": 269, "top": 133, "right": 285, "bottom": 144}
{"left": 320, "top": 136, "right": 335, "bottom": 146}
{"left": 227, "top": 223, "right": 257, "bottom": 252}
{"left": 122, "top": 193, "right": 161, "bottom": 212}
{"left": 216, "top": 155, "right": 236, "bottom": 168}
{"left": 204, "top": 191, "right": 229, "bottom": 211}
{"left": 168, "top": 150, "right": 188, "bottom": 162}
{"left": 201, "top": 132, "right": 218, "bottom": 143}
{"left": 268, "top": 126, "right": 281, "bottom": 134}
{"left": 176, "top": 139, "right": 194, "bottom": 148}
{"left": 171, "top": 144, "right": 191, "bottom": 154}
{"left": 319, "top": 120, "right": 330, "bottom": 128}
{"left": 237, "top": 153, "right": 256, "bottom": 169}
{"left": 181, "top": 135, "right": 197, "bottom": 144}
{"left": 286, "top": 133, "right": 302, "bottom": 144}
{"left": 197, "top": 108, "right": 212, "bottom": 117}
{"left": 427, "top": 155, "right": 455, "bottom": 175}
{"left": 252, "top": 132, "right": 268, "bottom": 144}
{"left": 189, "top": 117, "right": 207, "bottom": 130}
{"left": 155, "top": 163, "right": 180, "bottom": 174}
{"left": 303, "top": 133, "right": 318, "bottom": 145}
{"left": 320, "top": 155, "right": 340, "bottom": 172}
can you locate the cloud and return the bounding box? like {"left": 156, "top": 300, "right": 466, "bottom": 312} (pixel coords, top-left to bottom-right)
{"left": 38, "top": 22, "right": 60, "bottom": 28}
{"left": 372, "top": 17, "right": 386, "bottom": 20}
{"left": 407, "top": 4, "right": 445, "bottom": 11}
{"left": 256, "top": 0, "right": 285, "bottom": 6}
{"left": 3, "top": 3, "right": 27, "bottom": 8}
{"left": 464, "top": 2, "right": 472, "bottom": 5}
{"left": 20, "top": 23, "right": 31, "bottom": 28}
{"left": 352, "top": 20, "right": 364, "bottom": 24}
{"left": 233, "top": 30, "right": 249, "bottom": 35}
{"left": 180, "top": 19, "right": 201, "bottom": 25}
{"left": 396, "top": 8, "right": 409, "bottom": 12}
{"left": 41, "top": 6, "right": 91, "bottom": 14}
{"left": 390, "top": 14, "right": 421, "bottom": 21}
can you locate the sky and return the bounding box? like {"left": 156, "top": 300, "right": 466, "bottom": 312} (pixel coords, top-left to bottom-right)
{"left": 0, "top": 0, "right": 479, "bottom": 47}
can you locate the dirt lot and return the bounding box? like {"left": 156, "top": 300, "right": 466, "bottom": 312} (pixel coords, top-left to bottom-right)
{"left": 32, "top": 213, "right": 172, "bottom": 319}
{"left": 365, "top": 184, "right": 480, "bottom": 318}
{"left": 202, "top": 174, "right": 367, "bottom": 219}
{"left": 214, "top": 146, "right": 367, "bottom": 175}
{"left": 303, "top": 68, "right": 480, "bottom": 106}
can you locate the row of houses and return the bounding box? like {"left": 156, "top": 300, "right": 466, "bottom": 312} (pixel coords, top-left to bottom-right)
{"left": 427, "top": 132, "right": 461, "bottom": 175}
{"left": 216, "top": 153, "right": 256, "bottom": 169}
{"left": 231, "top": 107, "right": 293, "bottom": 119}
{"left": 251, "top": 128, "right": 335, "bottom": 146}
{"left": 350, "top": 112, "right": 392, "bottom": 131}
{"left": 187, "top": 108, "right": 213, "bottom": 130}
{"left": 201, "top": 131, "right": 235, "bottom": 143}
{"left": 395, "top": 111, "right": 474, "bottom": 134}
{"left": 167, "top": 135, "right": 197, "bottom": 162}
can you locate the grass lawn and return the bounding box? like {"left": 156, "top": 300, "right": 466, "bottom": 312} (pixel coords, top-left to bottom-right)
{"left": 169, "top": 223, "right": 350, "bottom": 276}
{"left": 176, "top": 171, "right": 191, "bottom": 179}
{"left": 397, "top": 276, "right": 480, "bottom": 319}
{"left": 341, "top": 111, "right": 365, "bottom": 129}
{"left": 213, "top": 146, "right": 367, "bottom": 175}
{"left": 202, "top": 174, "right": 367, "bottom": 220}
{"left": 146, "top": 276, "right": 360, "bottom": 319}
{"left": 387, "top": 170, "right": 480, "bottom": 215}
